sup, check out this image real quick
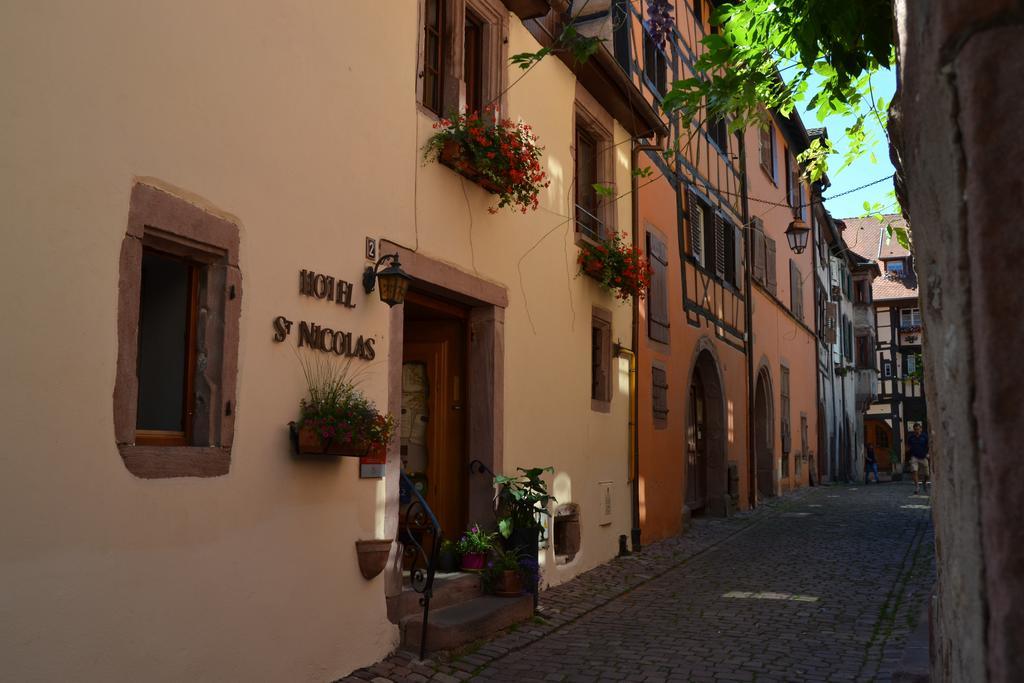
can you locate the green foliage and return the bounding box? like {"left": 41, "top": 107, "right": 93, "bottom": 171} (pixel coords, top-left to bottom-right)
{"left": 660, "top": 0, "right": 895, "bottom": 182}
{"left": 494, "top": 467, "right": 556, "bottom": 539}
{"left": 509, "top": 22, "right": 602, "bottom": 71}
{"left": 456, "top": 524, "right": 496, "bottom": 555}
{"left": 593, "top": 183, "right": 616, "bottom": 198}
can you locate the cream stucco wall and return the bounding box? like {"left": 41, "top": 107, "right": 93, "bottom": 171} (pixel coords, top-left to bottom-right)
{"left": 0, "top": 3, "right": 632, "bottom": 681}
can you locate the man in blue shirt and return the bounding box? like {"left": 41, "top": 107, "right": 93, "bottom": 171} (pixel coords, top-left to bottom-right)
{"left": 906, "top": 422, "right": 930, "bottom": 494}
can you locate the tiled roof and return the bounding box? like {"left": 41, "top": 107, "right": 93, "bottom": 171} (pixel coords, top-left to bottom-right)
{"left": 841, "top": 214, "right": 918, "bottom": 301}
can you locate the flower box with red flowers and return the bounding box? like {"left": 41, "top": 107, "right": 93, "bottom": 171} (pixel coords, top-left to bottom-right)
{"left": 424, "top": 107, "right": 550, "bottom": 214}
{"left": 577, "top": 231, "right": 653, "bottom": 301}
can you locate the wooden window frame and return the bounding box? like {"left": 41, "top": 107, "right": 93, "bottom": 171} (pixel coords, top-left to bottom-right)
{"left": 591, "top": 308, "right": 614, "bottom": 412}
{"left": 417, "top": 0, "right": 507, "bottom": 118}
{"left": 134, "top": 250, "right": 201, "bottom": 448}
{"left": 574, "top": 92, "right": 616, "bottom": 244}
{"left": 114, "top": 183, "right": 241, "bottom": 479}
{"left": 760, "top": 123, "right": 776, "bottom": 183}
{"left": 642, "top": 27, "right": 668, "bottom": 97}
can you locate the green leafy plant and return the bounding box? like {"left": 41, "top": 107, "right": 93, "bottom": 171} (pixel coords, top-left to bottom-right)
{"left": 295, "top": 351, "right": 395, "bottom": 449}
{"left": 495, "top": 467, "right": 556, "bottom": 539}
{"left": 455, "top": 524, "right": 496, "bottom": 555}
{"left": 577, "top": 231, "right": 653, "bottom": 302}
{"left": 423, "top": 105, "right": 550, "bottom": 214}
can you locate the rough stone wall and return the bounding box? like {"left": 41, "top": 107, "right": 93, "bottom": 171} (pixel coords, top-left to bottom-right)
{"left": 894, "top": 1, "right": 1024, "bottom": 681}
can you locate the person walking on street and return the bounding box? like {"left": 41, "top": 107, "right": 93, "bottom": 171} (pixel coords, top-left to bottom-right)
{"left": 865, "top": 444, "right": 880, "bottom": 484}
{"left": 906, "top": 422, "right": 930, "bottom": 494}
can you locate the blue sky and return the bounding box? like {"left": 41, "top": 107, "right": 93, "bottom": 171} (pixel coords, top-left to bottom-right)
{"left": 804, "top": 69, "right": 898, "bottom": 220}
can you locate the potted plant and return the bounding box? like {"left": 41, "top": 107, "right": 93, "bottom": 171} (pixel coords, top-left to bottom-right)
{"left": 577, "top": 231, "right": 653, "bottom": 301}
{"left": 423, "top": 106, "right": 550, "bottom": 214}
{"left": 437, "top": 539, "right": 460, "bottom": 573}
{"left": 290, "top": 353, "right": 396, "bottom": 456}
{"left": 487, "top": 546, "right": 524, "bottom": 597}
{"left": 456, "top": 524, "right": 495, "bottom": 571}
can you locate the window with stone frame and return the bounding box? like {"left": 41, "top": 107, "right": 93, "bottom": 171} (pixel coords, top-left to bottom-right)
{"left": 418, "top": 0, "right": 507, "bottom": 117}
{"left": 114, "top": 183, "right": 241, "bottom": 479}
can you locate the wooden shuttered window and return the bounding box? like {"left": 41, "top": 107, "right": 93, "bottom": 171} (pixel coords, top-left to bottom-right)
{"left": 646, "top": 231, "right": 670, "bottom": 343}
{"left": 789, "top": 260, "right": 804, "bottom": 321}
{"left": 765, "top": 235, "right": 777, "bottom": 296}
{"left": 713, "top": 214, "right": 727, "bottom": 279}
{"left": 652, "top": 365, "right": 669, "bottom": 428}
{"left": 751, "top": 218, "right": 766, "bottom": 285}
{"left": 687, "top": 190, "right": 704, "bottom": 266}
{"left": 724, "top": 221, "right": 738, "bottom": 287}
{"left": 825, "top": 302, "right": 838, "bottom": 344}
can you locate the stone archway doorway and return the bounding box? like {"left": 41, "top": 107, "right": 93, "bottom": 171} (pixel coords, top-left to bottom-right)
{"left": 754, "top": 369, "right": 774, "bottom": 501}
{"left": 686, "top": 349, "right": 728, "bottom": 516}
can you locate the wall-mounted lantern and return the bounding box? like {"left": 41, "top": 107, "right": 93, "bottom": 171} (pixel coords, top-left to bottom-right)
{"left": 785, "top": 217, "right": 811, "bottom": 254}
{"left": 362, "top": 253, "right": 411, "bottom": 307}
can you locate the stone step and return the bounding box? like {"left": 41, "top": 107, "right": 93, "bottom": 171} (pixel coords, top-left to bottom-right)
{"left": 387, "top": 572, "right": 482, "bottom": 624}
{"left": 401, "top": 594, "right": 534, "bottom": 653}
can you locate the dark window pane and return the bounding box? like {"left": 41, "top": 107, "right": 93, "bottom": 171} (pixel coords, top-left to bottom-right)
{"left": 576, "top": 128, "right": 600, "bottom": 239}
{"left": 136, "top": 250, "right": 191, "bottom": 432}
{"left": 464, "top": 13, "right": 483, "bottom": 114}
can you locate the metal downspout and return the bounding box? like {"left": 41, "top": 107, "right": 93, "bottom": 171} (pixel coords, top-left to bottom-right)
{"left": 629, "top": 133, "right": 664, "bottom": 552}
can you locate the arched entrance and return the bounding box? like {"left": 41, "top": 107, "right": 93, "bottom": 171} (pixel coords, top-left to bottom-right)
{"left": 754, "top": 368, "right": 774, "bottom": 501}
{"left": 686, "top": 349, "right": 727, "bottom": 516}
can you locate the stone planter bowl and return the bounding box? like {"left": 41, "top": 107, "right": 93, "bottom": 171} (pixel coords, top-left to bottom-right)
{"left": 355, "top": 539, "right": 393, "bottom": 580}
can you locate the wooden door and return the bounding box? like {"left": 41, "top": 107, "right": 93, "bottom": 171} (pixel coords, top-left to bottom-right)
{"left": 403, "top": 317, "right": 467, "bottom": 540}
{"left": 686, "top": 377, "right": 708, "bottom": 512}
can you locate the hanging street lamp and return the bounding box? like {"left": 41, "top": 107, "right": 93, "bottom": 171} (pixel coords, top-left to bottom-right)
{"left": 362, "top": 253, "right": 411, "bottom": 307}
{"left": 785, "top": 217, "right": 811, "bottom": 254}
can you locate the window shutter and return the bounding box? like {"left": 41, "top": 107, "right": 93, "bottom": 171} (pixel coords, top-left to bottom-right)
{"left": 733, "top": 224, "right": 743, "bottom": 288}
{"left": 789, "top": 261, "right": 798, "bottom": 314}
{"left": 646, "top": 232, "right": 670, "bottom": 344}
{"left": 759, "top": 126, "right": 771, "bottom": 170}
{"left": 652, "top": 366, "right": 669, "bottom": 425}
{"left": 687, "top": 191, "right": 704, "bottom": 266}
{"left": 825, "top": 302, "right": 837, "bottom": 344}
{"left": 765, "top": 236, "right": 777, "bottom": 296}
{"left": 751, "top": 218, "right": 766, "bottom": 285}
{"left": 714, "top": 214, "right": 726, "bottom": 279}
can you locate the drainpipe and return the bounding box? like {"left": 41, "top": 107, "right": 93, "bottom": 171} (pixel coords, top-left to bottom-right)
{"left": 628, "top": 132, "right": 665, "bottom": 553}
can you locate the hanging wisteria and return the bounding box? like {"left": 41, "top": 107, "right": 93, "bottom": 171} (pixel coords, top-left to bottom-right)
{"left": 644, "top": 0, "right": 675, "bottom": 49}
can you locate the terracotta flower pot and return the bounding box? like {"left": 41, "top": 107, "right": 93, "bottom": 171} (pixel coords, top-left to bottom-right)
{"left": 324, "top": 438, "right": 369, "bottom": 458}
{"left": 355, "top": 539, "right": 393, "bottom": 580}
{"left": 461, "top": 552, "right": 487, "bottom": 571}
{"left": 493, "top": 569, "right": 523, "bottom": 597}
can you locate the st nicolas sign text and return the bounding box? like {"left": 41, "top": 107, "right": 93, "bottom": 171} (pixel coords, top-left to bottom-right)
{"left": 272, "top": 269, "right": 376, "bottom": 361}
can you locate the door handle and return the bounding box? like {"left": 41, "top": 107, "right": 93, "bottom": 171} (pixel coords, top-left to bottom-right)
{"left": 452, "top": 405, "right": 462, "bottom": 411}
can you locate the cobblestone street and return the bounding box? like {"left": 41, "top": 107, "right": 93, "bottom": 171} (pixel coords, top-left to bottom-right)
{"left": 348, "top": 482, "right": 934, "bottom": 683}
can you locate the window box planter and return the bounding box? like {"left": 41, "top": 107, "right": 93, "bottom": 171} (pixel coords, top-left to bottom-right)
{"left": 290, "top": 422, "right": 372, "bottom": 457}
{"left": 505, "top": 0, "right": 551, "bottom": 21}
{"left": 577, "top": 232, "right": 652, "bottom": 302}
{"left": 439, "top": 140, "right": 505, "bottom": 195}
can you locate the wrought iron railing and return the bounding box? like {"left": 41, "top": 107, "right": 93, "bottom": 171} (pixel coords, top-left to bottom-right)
{"left": 398, "top": 471, "right": 442, "bottom": 660}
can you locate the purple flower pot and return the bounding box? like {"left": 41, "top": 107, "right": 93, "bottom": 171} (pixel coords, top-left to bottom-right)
{"left": 461, "top": 552, "right": 487, "bottom": 571}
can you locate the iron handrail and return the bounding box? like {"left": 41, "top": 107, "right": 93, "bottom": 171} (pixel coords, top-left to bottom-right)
{"left": 399, "top": 471, "right": 442, "bottom": 660}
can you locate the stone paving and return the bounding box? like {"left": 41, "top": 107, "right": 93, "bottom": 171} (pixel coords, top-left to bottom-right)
{"left": 342, "top": 482, "right": 935, "bottom": 683}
